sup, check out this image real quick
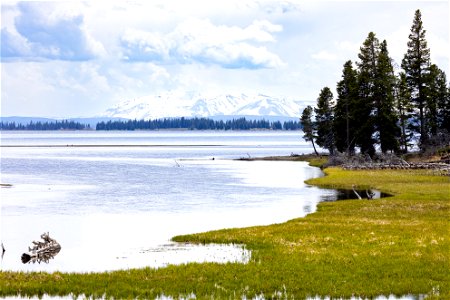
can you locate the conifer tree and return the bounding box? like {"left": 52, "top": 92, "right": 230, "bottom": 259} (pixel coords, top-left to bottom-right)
{"left": 375, "top": 40, "right": 399, "bottom": 153}
{"left": 401, "top": 9, "right": 431, "bottom": 148}
{"left": 355, "top": 32, "right": 378, "bottom": 156}
{"left": 395, "top": 72, "right": 415, "bottom": 153}
{"left": 300, "top": 105, "right": 319, "bottom": 155}
{"left": 334, "top": 60, "right": 358, "bottom": 154}
{"left": 441, "top": 82, "right": 450, "bottom": 131}
{"left": 314, "top": 87, "right": 335, "bottom": 155}
{"left": 425, "top": 64, "right": 449, "bottom": 136}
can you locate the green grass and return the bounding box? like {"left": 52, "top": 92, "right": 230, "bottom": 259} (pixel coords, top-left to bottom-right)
{"left": 238, "top": 153, "right": 328, "bottom": 168}
{"left": 1, "top": 167, "right": 449, "bottom": 299}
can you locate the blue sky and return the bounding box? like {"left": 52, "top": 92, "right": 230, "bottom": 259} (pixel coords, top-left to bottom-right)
{"left": 1, "top": 0, "right": 448, "bottom": 118}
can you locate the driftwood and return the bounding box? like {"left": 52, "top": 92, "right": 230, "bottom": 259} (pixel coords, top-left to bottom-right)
{"left": 21, "top": 232, "right": 61, "bottom": 264}
{"left": 366, "top": 190, "right": 375, "bottom": 199}
{"left": 351, "top": 185, "right": 377, "bottom": 200}
{"left": 351, "top": 185, "right": 362, "bottom": 200}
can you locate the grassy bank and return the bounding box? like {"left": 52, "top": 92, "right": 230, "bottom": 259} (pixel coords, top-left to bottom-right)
{"left": 238, "top": 153, "right": 328, "bottom": 168}
{"left": 1, "top": 166, "right": 449, "bottom": 299}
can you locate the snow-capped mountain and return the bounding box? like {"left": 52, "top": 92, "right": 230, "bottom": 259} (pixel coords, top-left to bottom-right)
{"left": 233, "top": 97, "right": 301, "bottom": 117}
{"left": 102, "top": 92, "right": 305, "bottom": 120}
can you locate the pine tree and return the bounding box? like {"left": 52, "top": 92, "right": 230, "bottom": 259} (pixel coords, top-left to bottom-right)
{"left": 441, "top": 82, "right": 450, "bottom": 131}
{"left": 314, "top": 87, "right": 335, "bottom": 155}
{"left": 395, "top": 72, "right": 415, "bottom": 153}
{"left": 334, "top": 60, "right": 358, "bottom": 154}
{"left": 355, "top": 32, "right": 378, "bottom": 156}
{"left": 425, "top": 64, "right": 449, "bottom": 136}
{"left": 300, "top": 105, "right": 319, "bottom": 155}
{"left": 375, "top": 40, "right": 399, "bottom": 153}
{"left": 401, "top": 9, "right": 431, "bottom": 149}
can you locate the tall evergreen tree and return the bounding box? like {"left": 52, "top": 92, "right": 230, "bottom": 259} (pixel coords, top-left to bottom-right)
{"left": 334, "top": 60, "right": 358, "bottom": 154}
{"left": 425, "top": 64, "right": 449, "bottom": 136}
{"left": 314, "top": 87, "right": 335, "bottom": 155}
{"left": 300, "top": 105, "right": 319, "bottom": 155}
{"left": 395, "top": 72, "right": 415, "bottom": 153}
{"left": 355, "top": 32, "right": 378, "bottom": 156}
{"left": 442, "top": 82, "right": 450, "bottom": 131}
{"left": 401, "top": 9, "right": 431, "bottom": 148}
{"left": 374, "top": 40, "right": 399, "bottom": 153}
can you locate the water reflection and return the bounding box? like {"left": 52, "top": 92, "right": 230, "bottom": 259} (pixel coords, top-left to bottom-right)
{"left": 1, "top": 160, "right": 326, "bottom": 273}
{"left": 0, "top": 132, "right": 326, "bottom": 273}
{"left": 302, "top": 204, "right": 313, "bottom": 213}
{"left": 321, "top": 188, "right": 392, "bottom": 202}
{"left": 137, "top": 243, "right": 251, "bottom": 268}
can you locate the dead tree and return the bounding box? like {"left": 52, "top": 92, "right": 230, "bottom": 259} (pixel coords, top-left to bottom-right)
{"left": 21, "top": 232, "right": 61, "bottom": 264}
{"left": 352, "top": 185, "right": 362, "bottom": 199}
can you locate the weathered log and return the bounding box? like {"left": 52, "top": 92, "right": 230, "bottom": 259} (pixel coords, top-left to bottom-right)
{"left": 352, "top": 185, "right": 362, "bottom": 200}
{"left": 22, "top": 232, "right": 61, "bottom": 264}
{"left": 366, "top": 190, "right": 375, "bottom": 199}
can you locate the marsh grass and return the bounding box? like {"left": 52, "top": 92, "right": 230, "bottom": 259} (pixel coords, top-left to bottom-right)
{"left": 1, "top": 167, "right": 448, "bottom": 299}
{"left": 238, "top": 154, "right": 328, "bottom": 168}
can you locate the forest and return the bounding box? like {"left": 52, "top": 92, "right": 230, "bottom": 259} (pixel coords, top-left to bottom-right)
{"left": 0, "top": 117, "right": 301, "bottom": 131}
{"left": 0, "top": 120, "right": 90, "bottom": 130}
{"left": 95, "top": 117, "right": 301, "bottom": 131}
{"left": 301, "top": 9, "right": 449, "bottom": 156}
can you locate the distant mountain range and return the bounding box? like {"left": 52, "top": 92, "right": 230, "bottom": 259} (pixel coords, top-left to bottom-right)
{"left": 1, "top": 92, "right": 309, "bottom": 126}
{"left": 101, "top": 92, "right": 306, "bottom": 121}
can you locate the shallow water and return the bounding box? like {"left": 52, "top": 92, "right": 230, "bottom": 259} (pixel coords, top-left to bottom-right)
{"left": 0, "top": 131, "right": 339, "bottom": 273}
{"left": 321, "top": 188, "right": 391, "bottom": 201}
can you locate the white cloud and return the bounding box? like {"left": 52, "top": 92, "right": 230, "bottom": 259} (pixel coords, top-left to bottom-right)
{"left": 311, "top": 50, "right": 338, "bottom": 61}
{"left": 121, "top": 29, "right": 169, "bottom": 61}
{"left": 2, "top": 2, "right": 106, "bottom": 61}
{"left": 120, "top": 18, "right": 284, "bottom": 69}
{"left": 428, "top": 33, "right": 450, "bottom": 70}
{"left": 1, "top": 1, "right": 448, "bottom": 118}
{"left": 256, "top": 0, "right": 302, "bottom": 14}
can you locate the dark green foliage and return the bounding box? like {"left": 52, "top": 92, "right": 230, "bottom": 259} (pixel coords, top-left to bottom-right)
{"left": 395, "top": 72, "right": 415, "bottom": 153}
{"left": 355, "top": 32, "right": 378, "bottom": 156}
{"left": 314, "top": 87, "right": 335, "bottom": 155}
{"left": 375, "top": 40, "right": 400, "bottom": 153}
{"left": 0, "top": 120, "right": 89, "bottom": 130}
{"left": 426, "top": 64, "right": 449, "bottom": 135}
{"left": 401, "top": 9, "right": 431, "bottom": 148}
{"left": 308, "top": 10, "right": 447, "bottom": 156}
{"left": 334, "top": 60, "right": 358, "bottom": 154}
{"left": 300, "top": 105, "right": 319, "bottom": 155}
{"left": 283, "top": 120, "right": 302, "bottom": 130}
{"left": 96, "top": 117, "right": 300, "bottom": 131}
{"left": 441, "top": 82, "right": 450, "bottom": 131}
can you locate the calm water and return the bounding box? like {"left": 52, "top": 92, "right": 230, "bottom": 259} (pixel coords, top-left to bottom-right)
{"left": 0, "top": 131, "right": 336, "bottom": 273}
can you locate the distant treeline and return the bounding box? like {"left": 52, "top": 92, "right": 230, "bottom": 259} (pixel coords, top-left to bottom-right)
{"left": 0, "top": 117, "right": 301, "bottom": 131}
{"left": 0, "top": 120, "right": 90, "bottom": 130}
{"left": 96, "top": 117, "right": 301, "bottom": 131}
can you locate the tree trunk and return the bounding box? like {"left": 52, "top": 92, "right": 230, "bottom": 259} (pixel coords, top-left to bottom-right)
{"left": 311, "top": 140, "right": 319, "bottom": 156}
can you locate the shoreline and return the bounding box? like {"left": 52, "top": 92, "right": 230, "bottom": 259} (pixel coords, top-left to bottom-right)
{"left": 0, "top": 144, "right": 224, "bottom": 148}
{"left": 1, "top": 158, "right": 448, "bottom": 299}
{"left": 237, "top": 153, "right": 329, "bottom": 168}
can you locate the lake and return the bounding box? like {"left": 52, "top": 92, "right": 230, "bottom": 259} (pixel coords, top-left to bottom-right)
{"left": 0, "top": 131, "right": 335, "bottom": 273}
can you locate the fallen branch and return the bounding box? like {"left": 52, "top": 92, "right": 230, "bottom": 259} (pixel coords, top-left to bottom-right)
{"left": 352, "top": 185, "right": 362, "bottom": 200}
{"left": 21, "top": 232, "right": 61, "bottom": 264}
{"left": 366, "top": 190, "right": 375, "bottom": 200}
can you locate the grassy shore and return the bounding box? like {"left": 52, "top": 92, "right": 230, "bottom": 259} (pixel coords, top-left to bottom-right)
{"left": 1, "top": 161, "right": 449, "bottom": 299}
{"left": 238, "top": 153, "right": 328, "bottom": 168}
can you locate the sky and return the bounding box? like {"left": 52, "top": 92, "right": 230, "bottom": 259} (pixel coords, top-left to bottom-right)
{"left": 1, "top": 0, "right": 449, "bottom": 118}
